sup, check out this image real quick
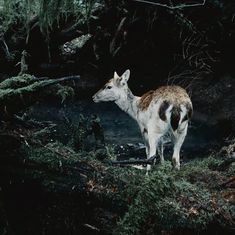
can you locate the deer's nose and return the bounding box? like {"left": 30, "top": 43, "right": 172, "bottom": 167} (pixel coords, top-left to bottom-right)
{"left": 92, "top": 94, "right": 99, "bottom": 103}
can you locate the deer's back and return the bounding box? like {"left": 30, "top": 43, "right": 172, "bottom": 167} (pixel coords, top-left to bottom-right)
{"left": 138, "top": 85, "right": 192, "bottom": 111}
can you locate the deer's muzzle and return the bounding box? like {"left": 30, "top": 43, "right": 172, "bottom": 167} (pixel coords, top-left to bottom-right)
{"left": 92, "top": 94, "right": 100, "bottom": 103}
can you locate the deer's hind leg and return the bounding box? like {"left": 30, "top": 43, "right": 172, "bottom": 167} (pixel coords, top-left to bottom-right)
{"left": 157, "top": 139, "right": 164, "bottom": 163}
{"left": 172, "top": 121, "right": 188, "bottom": 170}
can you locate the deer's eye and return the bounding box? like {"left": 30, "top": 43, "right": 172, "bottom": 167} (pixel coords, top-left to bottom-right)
{"left": 107, "top": 86, "right": 112, "bottom": 89}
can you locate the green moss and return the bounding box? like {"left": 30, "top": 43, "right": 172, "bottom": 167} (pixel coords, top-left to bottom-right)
{"left": 19, "top": 135, "right": 235, "bottom": 235}
{"left": 56, "top": 85, "right": 75, "bottom": 103}
{"left": 23, "top": 141, "right": 82, "bottom": 169}
{"left": 175, "top": 157, "right": 224, "bottom": 187}
{"left": 0, "top": 74, "right": 34, "bottom": 89}
{"left": 0, "top": 74, "right": 75, "bottom": 116}
{"left": 110, "top": 160, "right": 235, "bottom": 235}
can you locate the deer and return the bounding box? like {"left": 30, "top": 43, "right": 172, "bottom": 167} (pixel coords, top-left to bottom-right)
{"left": 92, "top": 69, "right": 193, "bottom": 173}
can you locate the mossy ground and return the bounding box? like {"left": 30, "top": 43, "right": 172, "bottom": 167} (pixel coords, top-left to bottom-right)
{"left": 0, "top": 101, "right": 234, "bottom": 235}
{"left": 19, "top": 136, "right": 235, "bottom": 235}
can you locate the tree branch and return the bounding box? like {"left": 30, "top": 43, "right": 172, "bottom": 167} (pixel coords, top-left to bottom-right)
{"left": 133, "top": 0, "right": 206, "bottom": 9}
{"left": 111, "top": 155, "right": 157, "bottom": 165}
{"left": 219, "top": 176, "right": 235, "bottom": 188}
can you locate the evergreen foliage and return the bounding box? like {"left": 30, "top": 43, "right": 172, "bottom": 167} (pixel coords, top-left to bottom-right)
{"left": 0, "top": 0, "right": 100, "bottom": 37}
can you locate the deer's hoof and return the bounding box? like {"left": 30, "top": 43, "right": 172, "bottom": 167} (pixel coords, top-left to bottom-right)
{"left": 172, "top": 158, "right": 180, "bottom": 170}
{"left": 174, "top": 164, "right": 180, "bottom": 170}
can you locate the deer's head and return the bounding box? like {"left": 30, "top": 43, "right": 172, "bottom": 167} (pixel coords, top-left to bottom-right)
{"left": 92, "top": 69, "right": 130, "bottom": 103}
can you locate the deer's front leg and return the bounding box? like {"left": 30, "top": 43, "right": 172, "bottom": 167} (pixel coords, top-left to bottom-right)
{"left": 146, "top": 132, "right": 163, "bottom": 173}
{"left": 141, "top": 127, "right": 150, "bottom": 157}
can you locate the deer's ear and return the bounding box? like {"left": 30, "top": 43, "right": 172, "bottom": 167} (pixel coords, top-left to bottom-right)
{"left": 114, "top": 71, "right": 119, "bottom": 79}
{"left": 121, "top": 69, "right": 130, "bottom": 83}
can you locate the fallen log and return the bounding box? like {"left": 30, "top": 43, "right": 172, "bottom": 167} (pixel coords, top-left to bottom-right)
{"left": 111, "top": 155, "right": 157, "bottom": 165}
{"left": 0, "top": 74, "right": 80, "bottom": 120}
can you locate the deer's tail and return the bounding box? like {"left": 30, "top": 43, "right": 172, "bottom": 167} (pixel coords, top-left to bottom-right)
{"left": 170, "top": 103, "right": 193, "bottom": 131}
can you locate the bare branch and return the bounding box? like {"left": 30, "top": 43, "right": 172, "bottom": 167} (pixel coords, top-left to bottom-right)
{"left": 133, "top": 0, "right": 206, "bottom": 9}
{"left": 1, "top": 38, "right": 10, "bottom": 58}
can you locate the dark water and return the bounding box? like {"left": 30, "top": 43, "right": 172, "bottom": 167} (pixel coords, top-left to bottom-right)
{"left": 31, "top": 100, "right": 223, "bottom": 160}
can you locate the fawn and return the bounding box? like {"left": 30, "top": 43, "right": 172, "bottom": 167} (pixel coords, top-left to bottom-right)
{"left": 92, "top": 69, "right": 193, "bottom": 172}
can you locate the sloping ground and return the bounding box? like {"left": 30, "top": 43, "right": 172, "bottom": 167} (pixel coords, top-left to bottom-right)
{"left": 0, "top": 123, "right": 234, "bottom": 235}
{"left": 0, "top": 73, "right": 235, "bottom": 235}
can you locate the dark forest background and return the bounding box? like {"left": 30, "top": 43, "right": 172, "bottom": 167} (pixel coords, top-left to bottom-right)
{"left": 0, "top": 1, "right": 235, "bottom": 235}
{"left": 1, "top": 0, "right": 235, "bottom": 81}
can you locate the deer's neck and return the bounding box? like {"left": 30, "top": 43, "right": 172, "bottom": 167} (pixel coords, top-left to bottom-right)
{"left": 115, "top": 88, "right": 139, "bottom": 120}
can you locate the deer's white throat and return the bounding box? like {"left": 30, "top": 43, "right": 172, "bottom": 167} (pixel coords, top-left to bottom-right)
{"left": 114, "top": 88, "right": 139, "bottom": 120}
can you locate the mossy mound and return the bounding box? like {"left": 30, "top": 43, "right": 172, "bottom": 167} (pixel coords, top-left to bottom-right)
{"left": 18, "top": 138, "right": 235, "bottom": 234}
{"left": 0, "top": 74, "right": 76, "bottom": 119}
{"left": 112, "top": 158, "right": 235, "bottom": 235}
{"left": 1, "top": 119, "right": 235, "bottom": 235}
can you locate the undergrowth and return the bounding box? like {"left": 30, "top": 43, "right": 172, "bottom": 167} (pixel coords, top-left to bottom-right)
{"left": 110, "top": 158, "right": 235, "bottom": 235}
{"left": 21, "top": 139, "right": 235, "bottom": 234}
